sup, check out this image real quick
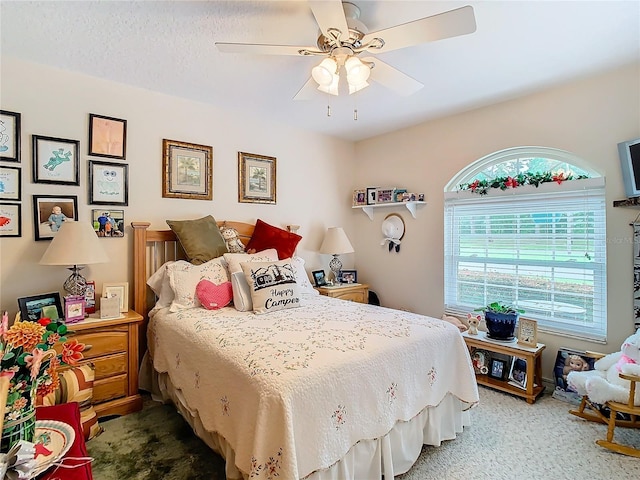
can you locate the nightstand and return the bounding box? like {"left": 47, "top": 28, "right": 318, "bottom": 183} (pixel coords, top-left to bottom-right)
{"left": 61, "top": 310, "right": 144, "bottom": 418}
{"left": 316, "top": 283, "right": 369, "bottom": 303}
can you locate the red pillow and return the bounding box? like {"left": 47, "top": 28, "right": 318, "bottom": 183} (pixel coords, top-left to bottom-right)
{"left": 196, "top": 280, "right": 233, "bottom": 309}
{"left": 36, "top": 402, "right": 94, "bottom": 480}
{"left": 246, "top": 219, "right": 302, "bottom": 259}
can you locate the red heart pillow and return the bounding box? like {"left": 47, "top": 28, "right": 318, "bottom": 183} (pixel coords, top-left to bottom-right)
{"left": 196, "top": 280, "right": 233, "bottom": 310}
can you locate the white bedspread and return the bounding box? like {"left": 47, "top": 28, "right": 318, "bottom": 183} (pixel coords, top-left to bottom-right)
{"left": 148, "top": 294, "right": 478, "bottom": 479}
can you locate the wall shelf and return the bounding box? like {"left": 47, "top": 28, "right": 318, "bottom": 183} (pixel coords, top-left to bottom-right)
{"left": 613, "top": 197, "right": 640, "bottom": 208}
{"left": 352, "top": 201, "right": 426, "bottom": 220}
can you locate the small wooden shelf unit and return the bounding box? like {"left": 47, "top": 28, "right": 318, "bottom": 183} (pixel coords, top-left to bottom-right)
{"left": 462, "top": 330, "right": 546, "bottom": 404}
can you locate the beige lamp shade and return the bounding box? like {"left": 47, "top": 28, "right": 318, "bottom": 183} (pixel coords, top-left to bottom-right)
{"left": 40, "top": 221, "right": 109, "bottom": 266}
{"left": 319, "top": 227, "right": 354, "bottom": 255}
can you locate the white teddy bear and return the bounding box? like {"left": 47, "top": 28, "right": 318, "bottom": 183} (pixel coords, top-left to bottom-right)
{"left": 219, "top": 226, "right": 245, "bottom": 253}
{"left": 567, "top": 329, "right": 640, "bottom": 405}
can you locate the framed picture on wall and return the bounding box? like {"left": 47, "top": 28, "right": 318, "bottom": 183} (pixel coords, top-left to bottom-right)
{"left": 162, "top": 139, "right": 213, "bottom": 200}
{"left": 0, "top": 202, "right": 21, "bottom": 237}
{"left": 32, "top": 194, "right": 78, "bottom": 241}
{"left": 238, "top": 151, "right": 276, "bottom": 204}
{"left": 32, "top": 135, "right": 80, "bottom": 185}
{"left": 0, "top": 166, "right": 21, "bottom": 201}
{"left": 89, "top": 160, "right": 129, "bottom": 206}
{"left": 88, "top": 113, "right": 127, "bottom": 160}
{"left": 0, "top": 110, "right": 21, "bottom": 163}
{"left": 92, "top": 209, "right": 125, "bottom": 237}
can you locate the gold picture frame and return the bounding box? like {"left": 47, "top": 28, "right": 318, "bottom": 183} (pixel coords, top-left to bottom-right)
{"left": 517, "top": 318, "right": 538, "bottom": 347}
{"left": 162, "top": 139, "right": 213, "bottom": 200}
{"left": 238, "top": 152, "right": 276, "bottom": 204}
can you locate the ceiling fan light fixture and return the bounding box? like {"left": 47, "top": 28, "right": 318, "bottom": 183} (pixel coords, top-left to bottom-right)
{"left": 312, "top": 58, "right": 338, "bottom": 87}
{"left": 345, "top": 56, "right": 370, "bottom": 84}
{"left": 348, "top": 80, "right": 369, "bottom": 95}
{"left": 317, "top": 73, "right": 339, "bottom": 96}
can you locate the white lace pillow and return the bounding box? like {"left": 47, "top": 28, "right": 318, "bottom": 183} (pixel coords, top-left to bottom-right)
{"left": 290, "top": 256, "right": 319, "bottom": 295}
{"left": 167, "top": 257, "right": 229, "bottom": 312}
{"left": 147, "top": 261, "right": 175, "bottom": 309}
{"left": 240, "top": 260, "right": 302, "bottom": 314}
{"left": 231, "top": 271, "right": 253, "bottom": 312}
{"left": 223, "top": 249, "right": 278, "bottom": 274}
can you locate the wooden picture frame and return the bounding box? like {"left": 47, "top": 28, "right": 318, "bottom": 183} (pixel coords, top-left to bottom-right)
{"left": 92, "top": 209, "right": 125, "bottom": 237}
{"left": 88, "top": 113, "right": 127, "bottom": 160}
{"left": 32, "top": 135, "right": 80, "bottom": 186}
{"left": 0, "top": 202, "right": 21, "bottom": 237}
{"left": 338, "top": 269, "right": 358, "bottom": 284}
{"left": 312, "top": 270, "right": 327, "bottom": 287}
{"left": 517, "top": 318, "right": 538, "bottom": 347}
{"left": 17, "top": 292, "right": 63, "bottom": 322}
{"left": 353, "top": 189, "right": 366, "bottom": 206}
{"left": 0, "top": 110, "right": 21, "bottom": 162}
{"left": 488, "top": 358, "right": 507, "bottom": 380}
{"left": 89, "top": 160, "right": 129, "bottom": 206}
{"left": 162, "top": 139, "right": 213, "bottom": 200}
{"left": 64, "top": 295, "right": 86, "bottom": 324}
{"left": 0, "top": 166, "right": 21, "bottom": 201}
{"left": 238, "top": 151, "right": 276, "bottom": 204}
{"left": 32, "top": 194, "right": 78, "bottom": 241}
{"left": 102, "top": 282, "right": 129, "bottom": 312}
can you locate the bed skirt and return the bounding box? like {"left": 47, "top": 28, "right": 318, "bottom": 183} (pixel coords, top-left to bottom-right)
{"left": 140, "top": 354, "right": 472, "bottom": 479}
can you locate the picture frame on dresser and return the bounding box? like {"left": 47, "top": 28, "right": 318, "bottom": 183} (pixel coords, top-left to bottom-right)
{"left": 32, "top": 135, "right": 80, "bottom": 186}
{"left": 0, "top": 166, "right": 21, "bottom": 201}
{"left": 88, "top": 113, "right": 127, "bottom": 160}
{"left": 338, "top": 269, "right": 358, "bottom": 284}
{"left": 488, "top": 358, "right": 508, "bottom": 381}
{"left": 64, "top": 295, "right": 86, "bottom": 324}
{"left": 0, "top": 110, "right": 21, "bottom": 162}
{"left": 508, "top": 357, "right": 527, "bottom": 390}
{"left": 17, "top": 292, "right": 64, "bottom": 322}
{"left": 517, "top": 318, "right": 538, "bottom": 347}
{"left": 103, "top": 282, "right": 129, "bottom": 312}
{"left": 312, "top": 270, "right": 327, "bottom": 287}
{"left": 0, "top": 202, "right": 21, "bottom": 237}
{"left": 89, "top": 160, "right": 128, "bottom": 206}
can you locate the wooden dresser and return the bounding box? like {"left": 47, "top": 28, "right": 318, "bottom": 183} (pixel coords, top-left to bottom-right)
{"left": 316, "top": 283, "right": 369, "bottom": 303}
{"left": 64, "top": 311, "right": 144, "bottom": 418}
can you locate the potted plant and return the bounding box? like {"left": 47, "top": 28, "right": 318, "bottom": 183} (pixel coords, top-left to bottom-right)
{"left": 474, "top": 301, "right": 525, "bottom": 341}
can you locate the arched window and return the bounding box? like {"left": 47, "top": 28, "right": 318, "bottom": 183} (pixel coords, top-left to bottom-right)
{"left": 444, "top": 147, "right": 606, "bottom": 341}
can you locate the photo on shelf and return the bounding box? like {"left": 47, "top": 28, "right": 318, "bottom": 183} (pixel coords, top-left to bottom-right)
{"left": 508, "top": 357, "right": 527, "bottom": 390}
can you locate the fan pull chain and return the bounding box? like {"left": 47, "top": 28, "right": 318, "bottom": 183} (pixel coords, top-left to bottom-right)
{"left": 354, "top": 109, "right": 358, "bottom": 121}
{"left": 327, "top": 105, "right": 331, "bottom": 117}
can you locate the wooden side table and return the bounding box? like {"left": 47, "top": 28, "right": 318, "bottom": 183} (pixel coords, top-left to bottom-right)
{"left": 315, "top": 283, "right": 369, "bottom": 304}
{"left": 462, "top": 330, "right": 546, "bottom": 404}
{"left": 63, "top": 310, "right": 144, "bottom": 417}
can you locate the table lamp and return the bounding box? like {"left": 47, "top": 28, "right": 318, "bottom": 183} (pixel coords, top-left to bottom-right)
{"left": 40, "top": 221, "right": 109, "bottom": 296}
{"left": 319, "top": 227, "right": 354, "bottom": 284}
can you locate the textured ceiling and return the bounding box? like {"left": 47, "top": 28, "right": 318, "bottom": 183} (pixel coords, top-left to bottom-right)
{"left": 2, "top": 1, "right": 639, "bottom": 141}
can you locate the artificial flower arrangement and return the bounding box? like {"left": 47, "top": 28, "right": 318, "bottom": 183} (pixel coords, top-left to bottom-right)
{"left": 458, "top": 170, "right": 590, "bottom": 195}
{"left": 0, "top": 311, "right": 85, "bottom": 450}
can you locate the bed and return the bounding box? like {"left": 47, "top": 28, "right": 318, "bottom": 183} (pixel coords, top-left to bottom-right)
{"left": 131, "top": 220, "right": 479, "bottom": 480}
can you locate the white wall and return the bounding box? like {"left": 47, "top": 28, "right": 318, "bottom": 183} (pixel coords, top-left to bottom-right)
{"left": 352, "top": 63, "right": 640, "bottom": 375}
{"left": 0, "top": 57, "right": 356, "bottom": 316}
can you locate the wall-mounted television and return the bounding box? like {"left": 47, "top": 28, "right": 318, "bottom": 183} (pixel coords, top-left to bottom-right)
{"left": 618, "top": 137, "right": 640, "bottom": 198}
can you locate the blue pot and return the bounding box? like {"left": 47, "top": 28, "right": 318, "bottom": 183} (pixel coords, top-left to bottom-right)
{"left": 484, "top": 311, "right": 519, "bottom": 340}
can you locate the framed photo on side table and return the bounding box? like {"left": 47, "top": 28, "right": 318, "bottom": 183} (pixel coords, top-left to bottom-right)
{"left": 17, "top": 292, "right": 63, "bottom": 322}
{"left": 64, "top": 295, "right": 86, "bottom": 324}
{"left": 508, "top": 357, "right": 527, "bottom": 389}
{"left": 312, "top": 270, "right": 327, "bottom": 287}
{"left": 0, "top": 110, "right": 21, "bottom": 162}
{"left": 84, "top": 280, "right": 96, "bottom": 314}
{"left": 102, "top": 282, "right": 129, "bottom": 312}
{"left": 338, "top": 269, "right": 358, "bottom": 284}
{"left": 488, "top": 358, "right": 507, "bottom": 380}
{"left": 88, "top": 113, "right": 127, "bottom": 160}
{"left": 238, "top": 151, "right": 276, "bottom": 204}
{"left": 517, "top": 318, "right": 538, "bottom": 347}
{"left": 162, "top": 139, "right": 213, "bottom": 200}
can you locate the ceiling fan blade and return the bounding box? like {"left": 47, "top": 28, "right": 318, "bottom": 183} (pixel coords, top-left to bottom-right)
{"left": 309, "top": 0, "right": 349, "bottom": 42}
{"left": 362, "top": 57, "right": 423, "bottom": 96}
{"left": 293, "top": 78, "right": 318, "bottom": 101}
{"left": 216, "top": 42, "right": 311, "bottom": 56}
{"left": 362, "top": 5, "right": 476, "bottom": 54}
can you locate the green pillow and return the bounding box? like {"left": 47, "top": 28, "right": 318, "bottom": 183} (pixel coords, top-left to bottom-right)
{"left": 166, "top": 215, "right": 228, "bottom": 265}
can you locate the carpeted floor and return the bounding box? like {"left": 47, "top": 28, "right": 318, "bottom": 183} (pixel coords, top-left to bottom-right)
{"left": 87, "top": 387, "right": 640, "bottom": 480}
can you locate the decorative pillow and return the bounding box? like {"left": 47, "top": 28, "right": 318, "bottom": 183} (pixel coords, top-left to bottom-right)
{"left": 245, "top": 219, "right": 302, "bottom": 259}
{"left": 240, "top": 260, "right": 302, "bottom": 314}
{"left": 290, "top": 256, "right": 319, "bottom": 295}
{"left": 231, "top": 271, "right": 253, "bottom": 312}
{"left": 147, "top": 260, "right": 175, "bottom": 309}
{"left": 223, "top": 249, "right": 279, "bottom": 275}
{"left": 167, "top": 257, "right": 229, "bottom": 312}
{"left": 219, "top": 225, "right": 246, "bottom": 253}
{"left": 196, "top": 280, "right": 233, "bottom": 310}
{"left": 166, "top": 215, "right": 228, "bottom": 265}
{"left": 36, "top": 363, "right": 103, "bottom": 441}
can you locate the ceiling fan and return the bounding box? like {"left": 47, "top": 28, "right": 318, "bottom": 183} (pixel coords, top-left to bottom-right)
{"left": 215, "top": 1, "right": 476, "bottom": 100}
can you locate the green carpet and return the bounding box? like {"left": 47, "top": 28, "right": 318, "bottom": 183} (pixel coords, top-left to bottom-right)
{"left": 87, "top": 399, "right": 225, "bottom": 480}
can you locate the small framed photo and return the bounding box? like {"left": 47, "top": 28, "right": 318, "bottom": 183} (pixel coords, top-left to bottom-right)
{"left": 238, "top": 151, "right": 276, "bottom": 204}
{"left": 338, "top": 269, "right": 358, "bottom": 284}
{"left": 0, "top": 110, "right": 21, "bottom": 162}
{"left": 32, "top": 194, "right": 78, "bottom": 241}
{"left": 0, "top": 166, "right": 21, "bottom": 201}
{"left": 508, "top": 357, "right": 527, "bottom": 389}
{"left": 312, "top": 270, "right": 327, "bottom": 287}
{"left": 92, "top": 209, "right": 125, "bottom": 237}
{"left": 375, "top": 187, "right": 395, "bottom": 204}
{"left": 102, "top": 282, "right": 129, "bottom": 312}
{"left": 17, "top": 292, "right": 64, "bottom": 322}
{"left": 88, "top": 113, "right": 127, "bottom": 160}
{"left": 0, "top": 202, "right": 21, "bottom": 237}
{"left": 84, "top": 280, "right": 96, "bottom": 314}
{"left": 517, "top": 318, "right": 538, "bottom": 347}
{"left": 64, "top": 295, "right": 86, "bottom": 324}
{"left": 89, "top": 160, "right": 129, "bottom": 206}
{"left": 366, "top": 187, "right": 378, "bottom": 205}
{"left": 488, "top": 358, "right": 507, "bottom": 381}
{"left": 32, "top": 135, "right": 80, "bottom": 186}
{"left": 353, "top": 189, "right": 366, "bottom": 206}
{"left": 162, "top": 139, "right": 213, "bottom": 200}
{"left": 470, "top": 348, "right": 490, "bottom": 375}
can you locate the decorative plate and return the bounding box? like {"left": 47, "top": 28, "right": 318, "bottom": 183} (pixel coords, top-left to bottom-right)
{"left": 31, "top": 420, "right": 76, "bottom": 477}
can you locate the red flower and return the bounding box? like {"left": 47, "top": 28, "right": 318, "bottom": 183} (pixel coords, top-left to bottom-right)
{"left": 469, "top": 180, "right": 480, "bottom": 191}
{"left": 61, "top": 339, "right": 85, "bottom": 365}
{"left": 37, "top": 318, "right": 52, "bottom": 327}
{"left": 553, "top": 172, "right": 566, "bottom": 184}
{"left": 505, "top": 176, "right": 519, "bottom": 188}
